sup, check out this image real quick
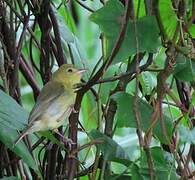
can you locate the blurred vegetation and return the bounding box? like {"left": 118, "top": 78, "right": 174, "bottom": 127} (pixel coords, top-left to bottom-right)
{"left": 0, "top": 0, "right": 195, "bottom": 179}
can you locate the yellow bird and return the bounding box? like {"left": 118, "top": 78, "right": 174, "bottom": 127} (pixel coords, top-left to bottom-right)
{"left": 14, "top": 64, "right": 86, "bottom": 146}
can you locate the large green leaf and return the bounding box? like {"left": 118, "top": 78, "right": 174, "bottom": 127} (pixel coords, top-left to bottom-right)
{"left": 0, "top": 90, "right": 38, "bottom": 172}
{"left": 90, "top": 0, "right": 160, "bottom": 64}
{"left": 131, "top": 147, "right": 177, "bottom": 180}
{"left": 112, "top": 92, "right": 173, "bottom": 144}
{"left": 81, "top": 92, "right": 98, "bottom": 130}
{"left": 189, "top": 24, "right": 195, "bottom": 37}
{"left": 57, "top": 12, "right": 75, "bottom": 43}
{"left": 131, "top": 164, "right": 144, "bottom": 180}
{"left": 138, "top": 147, "right": 177, "bottom": 180}
{"left": 134, "top": 0, "right": 146, "bottom": 18}
{"left": 0, "top": 92, "right": 28, "bottom": 130}
{"left": 89, "top": 129, "right": 132, "bottom": 166}
{"left": 173, "top": 53, "right": 195, "bottom": 81}
{"left": 139, "top": 71, "right": 157, "bottom": 96}
{"left": 59, "top": 4, "right": 77, "bottom": 34}
{"left": 0, "top": 177, "right": 19, "bottom": 180}
{"left": 159, "top": 0, "right": 177, "bottom": 38}
{"left": 179, "top": 125, "right": 195, "bottom": 144}
{"left": 99, "top": 64, "right": 119, "bottom": 104}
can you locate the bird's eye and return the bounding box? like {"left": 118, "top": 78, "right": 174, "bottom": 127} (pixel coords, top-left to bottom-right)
{"left": 67, "top": 68, "right": 73, "bottom": 73}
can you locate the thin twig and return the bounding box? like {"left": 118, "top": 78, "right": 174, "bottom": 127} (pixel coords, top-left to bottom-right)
{"left": 74, "top": 0, "right": 95, "bottom": 13}
{"left": 0, "top": 40, "right": 9, "bottom": 93}
{"left": 82, "top": 0, "right": 132, "bottom": 92}
{"left": 11, "top": 14, "right": 30, "bottom": 96}
{"left": 4, "top": 0, "right": 42, "bottom": 51}
{"left": 49, "top": 7, "right": 67, "bottom": 65}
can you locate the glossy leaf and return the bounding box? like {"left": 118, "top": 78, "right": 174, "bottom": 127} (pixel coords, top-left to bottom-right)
{"left": 53, "top": 9, "right": 75, "bottom": 43}
{"left": 0, "top": 177, "right": 19, "bottom": 180}
{"left": 131, "top": 164, "right": 144, "bottom": 180}
{"left": 90, "top": 0, "right": 160, "bottom": 64}
{"left": 81, "top": 92, "right": 98, "bottom": 130}
{"left": 0, "top": 90, "right": 38, "bottom": 172}
{"left": 189, "top": 24, "right": 195, "bottom": 37}
{"left": 159, "top": 0, "right": 177, "bottom": 38}
{"left": 59, "top": 4, "right": 77, "bottom": 34}
{"left": 99, "top": 64, "right": 119, "bottom": 104}
{"left": 139, "top": 71, "right": 156, "bottom": 95}
{"left": 139, "top": 147, "right": 177, "bottom": 180}
{"left": 173, "top": 53, "right": 195, "bottom": 81}
{"left": 0, "top": 91, "right": 28, "bottom": 130}
{"left": 112, "top": 92, "right": 173, "bottom": 144}
{"left": 89, "top": 129, "right": 132, "bottom": 166}
{"left": 179, "top": 125, "right": 195, "bottom": 144}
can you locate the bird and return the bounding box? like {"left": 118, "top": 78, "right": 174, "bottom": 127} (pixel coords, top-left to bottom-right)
{"left": 14, "top": 64, "right": 86, "bottom": 146}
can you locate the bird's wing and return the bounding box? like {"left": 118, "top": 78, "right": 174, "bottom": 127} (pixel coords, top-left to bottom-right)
{"left": 28, "top": 81, "right": 66, "bottom": 123}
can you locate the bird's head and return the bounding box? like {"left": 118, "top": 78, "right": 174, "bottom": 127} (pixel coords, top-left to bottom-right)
{"left": 52, "top": 64, "right": 86, "bottom": 89}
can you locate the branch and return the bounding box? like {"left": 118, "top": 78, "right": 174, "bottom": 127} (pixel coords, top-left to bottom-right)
{"left": 74, "top": 0, "right": 95, "bottom": 13}
{"left": 36, "top": 0, "right": 52, "bottom": 84}
{"left": 19, "top": 55, "right": 40, "bottom": 99}
{"left": 11, "top": 14, "right": 30, "bottom": 96}
{"left": 77, "top": 53, "right": 151, "bottom": 86}
{"left": 66, "top": 1, "right": 133, "bottom": 179}
{"left": 4, "top": 0, "right": 42, "bottom": 51}
{"left": 82, "top": 0, "right": 132, "bottom": 92}
{"left": 49, "top": 7, "right": 67, "bottom": 65}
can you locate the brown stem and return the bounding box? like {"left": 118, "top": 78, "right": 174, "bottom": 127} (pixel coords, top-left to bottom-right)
{"left": 19, "top": 55, "right": 40, "bottom": 99}
{"left": 49, "top": 7, "right": 67, "bottom": 65}
{"left": 66, "top": 91, "right": 84, "bottom": 180}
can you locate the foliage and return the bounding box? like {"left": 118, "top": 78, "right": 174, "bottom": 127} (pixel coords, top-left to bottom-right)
{"left": 0, "top": 0, "right": 195, "bottom": 179}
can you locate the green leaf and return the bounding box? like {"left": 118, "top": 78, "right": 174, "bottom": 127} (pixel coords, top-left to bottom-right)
{"left": 134, "top": 0, "right": 146, "bottom": 18}
{"left": 0, "top": 91, "right": 28, "bottom": 130}
{"left": 139, "top": 71, "right": 157, "bottom": 95}
{"left": 141, "top": 147, "right": 167, "bottom": 168}
{"left": 54, "top": 10, "right": 74, "bottom": 43}
{"left": 90, "top": 0, "right": 160, "bottom": 64}
{"left": 89, "top": 129, "right": 132, "bottom": 166}
{"left": 112, "top": 92, "right": 173, "bottom": 144}
{"left": 0, "top": 177, "right": 19, "bottom": 180}
{"left": 139, "top": 147, "right": 177, "bottom": 180}
{"left": 189, "top": 24, "right": 195, "bottom": 37}
{"left": 99, "top": 64, "right": 119, "bottom": 104}
{"left": 173, "top": 53, "right": 195, "bottom": 81}
{"left": 0, "top": 90, "right": 38, "bottom": 172}
{"left": 179, "top": 125, "right": 195, "bottom": 144}
{"left": 131, "top": 164, "right": 144, "bottom": 180}
{"left": 59, "top": 5, "right": 77, "bottom": 34}
{"left": 81, "top": 92, "right": 97, "bottom": 130}
{"left": 159, "top": 0, "right": 177, "bottom": 38}
{"left": 192, "top": 92, "right": 195, "bottom": 104}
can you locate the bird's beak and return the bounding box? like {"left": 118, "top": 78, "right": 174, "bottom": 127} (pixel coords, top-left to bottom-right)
{"left": 77, "top": 68, "right": 88, "bottom": 74}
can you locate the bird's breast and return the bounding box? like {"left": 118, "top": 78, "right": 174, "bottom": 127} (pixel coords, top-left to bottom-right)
{"left": 40, "top": 93, "right": 75, "bottom": 130}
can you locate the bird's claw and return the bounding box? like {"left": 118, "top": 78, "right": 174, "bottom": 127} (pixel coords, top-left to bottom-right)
{"left": 52, "top": 129, "right": 76, "bottom": 149}
{"left": 60, "top": 137, "right": 76, "bottom": 150}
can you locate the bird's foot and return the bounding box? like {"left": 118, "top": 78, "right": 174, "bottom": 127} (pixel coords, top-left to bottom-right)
{"left": 60, "top": 137, "right": 76, "bottom": 150}
{"left": 52, "top": 128, "right": 75, "bottom": 149}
